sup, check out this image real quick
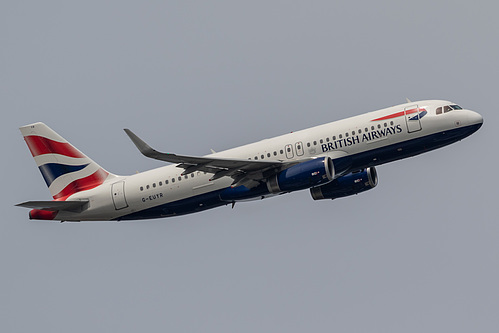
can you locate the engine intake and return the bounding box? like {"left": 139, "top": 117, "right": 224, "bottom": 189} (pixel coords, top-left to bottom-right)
{"left": 267, "top": 157, "right": 334, "bottom": 194}
{"left": 310, "top": 167, "right": 378, "bottom": 200}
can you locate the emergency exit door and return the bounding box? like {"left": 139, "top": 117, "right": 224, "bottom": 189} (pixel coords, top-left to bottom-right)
{"left": 111, "top": 181, "right": 128, "bottom": 210}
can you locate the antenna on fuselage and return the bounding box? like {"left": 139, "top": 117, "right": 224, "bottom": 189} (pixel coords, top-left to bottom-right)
{"left": 406, "top": 98, "right": 412, "bottom": 103}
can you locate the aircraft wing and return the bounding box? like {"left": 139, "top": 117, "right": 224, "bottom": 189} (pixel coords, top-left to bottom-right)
{"left": 16, "top": 200, "right": 89, "bottom": 212}
{"left": 124, "top": 129, "right": 301, "bottom": 188}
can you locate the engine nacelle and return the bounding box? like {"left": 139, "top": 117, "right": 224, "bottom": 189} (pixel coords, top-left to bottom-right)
{"left": 310, "top": 167, "right": 378, "bottom": 200}
{"left": 267, "top": 157, "right": 334, "bottom": 194}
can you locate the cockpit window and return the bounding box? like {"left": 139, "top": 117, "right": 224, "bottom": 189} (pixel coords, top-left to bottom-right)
{"left": 436, "top": 104, "right": 463, "bottom": 115}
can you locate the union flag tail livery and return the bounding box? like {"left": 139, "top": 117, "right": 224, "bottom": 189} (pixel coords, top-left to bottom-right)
{"left": 20, "top": 122, "right": 113, "bottom": 199}
{"left": 18, "top": 123, "right": 115, "bottom": 220}
{"left": 16, "top": 100, "right": 483, "bottom": 221}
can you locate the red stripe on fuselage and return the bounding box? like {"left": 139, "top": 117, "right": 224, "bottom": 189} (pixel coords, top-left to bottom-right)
{"left": 24, "top": 136, "right": 84, "bottom": 158}
{"left": 371, "top": 108, "right": 426, "bottom": 121}
{"left": 53, "top": 168, "right": 109, "bottom": 200}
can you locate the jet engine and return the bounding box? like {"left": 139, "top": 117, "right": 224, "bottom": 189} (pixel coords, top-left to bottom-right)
{"left": 310, "top": 167, "right": 378, "bottom": 200}
{"left": 267, "top": 157, "right": 334, "bottom": 193}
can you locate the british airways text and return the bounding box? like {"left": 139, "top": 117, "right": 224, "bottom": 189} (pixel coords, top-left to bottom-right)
{"left": 322, "top": 124, "right": 403, "bottom": 152}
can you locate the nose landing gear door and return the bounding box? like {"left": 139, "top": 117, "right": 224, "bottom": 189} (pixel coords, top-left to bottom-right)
{"left": 404, "top": 105, "right": 422, "bottom": 133}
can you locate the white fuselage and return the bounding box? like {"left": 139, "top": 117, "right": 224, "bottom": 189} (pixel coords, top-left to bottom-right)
{"left": 55, "top": 100, "right": 483, "bottom": 221}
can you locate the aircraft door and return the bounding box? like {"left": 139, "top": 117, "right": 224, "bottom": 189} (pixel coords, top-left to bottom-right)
{"left": 404, "top": 105, "right": 422, "bottom": 133}
{"left": 295, "top": 142, "right": 304, "bottom": 156}
{"left": 285, "top": 144, "right": 294, "bottom": 159}
{"left": 111, "top": 181, "right": 128, "bottom": 210}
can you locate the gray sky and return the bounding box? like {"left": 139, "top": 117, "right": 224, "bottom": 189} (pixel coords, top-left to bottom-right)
{"left": 2, "top": 1, "right": 498, "bottom": 332}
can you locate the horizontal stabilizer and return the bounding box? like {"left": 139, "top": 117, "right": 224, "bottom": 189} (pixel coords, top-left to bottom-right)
{"left": 16, "top": 200, "right": 89, "bottom": 212}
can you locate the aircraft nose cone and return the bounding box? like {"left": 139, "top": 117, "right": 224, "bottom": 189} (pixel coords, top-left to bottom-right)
{"left": 463, "top": 110, "right": 483, "bottom": 136}
{"left": 468, "top": 110, "right": 483, "bottom": 128}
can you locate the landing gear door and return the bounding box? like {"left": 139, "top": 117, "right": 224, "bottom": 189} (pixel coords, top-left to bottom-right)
{"left": 404, "top": 105, "right": 422, "bottom": 133}
{"left": 111, "top": 181, "right": 128, "bottom": 210}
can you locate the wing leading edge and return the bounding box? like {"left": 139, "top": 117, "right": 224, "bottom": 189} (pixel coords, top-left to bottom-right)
{"left": 124, "top": 129, "right": 302, "bottom": 188}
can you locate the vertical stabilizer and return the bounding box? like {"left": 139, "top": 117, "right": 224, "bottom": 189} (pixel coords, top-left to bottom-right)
{"left": 20, "top": 122, "right": 114, "bottom": 200}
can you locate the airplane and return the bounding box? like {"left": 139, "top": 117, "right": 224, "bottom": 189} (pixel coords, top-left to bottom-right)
{"left": 16, "top": 100, "right": 483, "bottom": 221}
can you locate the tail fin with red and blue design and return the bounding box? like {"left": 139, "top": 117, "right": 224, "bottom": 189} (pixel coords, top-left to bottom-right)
{"left": 19, "top": 122, "right": 114, "bottom": 200}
